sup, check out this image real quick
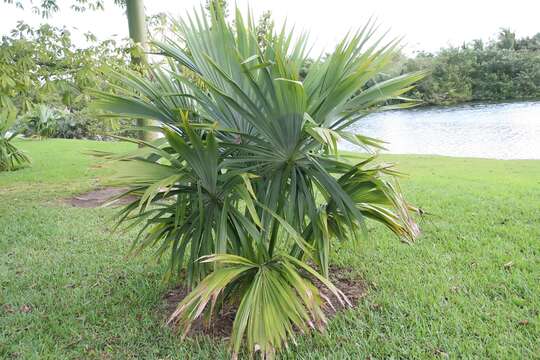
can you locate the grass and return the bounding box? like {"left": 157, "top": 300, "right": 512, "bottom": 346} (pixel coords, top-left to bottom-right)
{"left": 1, "top": 139, "right": 539, "bottom": 359}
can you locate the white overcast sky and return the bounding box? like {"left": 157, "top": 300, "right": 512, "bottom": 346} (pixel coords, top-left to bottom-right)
{"left": 1, "top": 0, "right": 539, "bottom": 54}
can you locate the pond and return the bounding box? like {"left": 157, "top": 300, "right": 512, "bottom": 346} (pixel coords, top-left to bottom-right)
{"left": 343, "top": 101, "right": 540, "bottom": 159}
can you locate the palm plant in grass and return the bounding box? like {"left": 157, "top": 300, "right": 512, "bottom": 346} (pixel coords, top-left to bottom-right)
{"left": 0, "top": 109, "right": 30, "bottom": 171}
{"left": 22, "top": 104, "right": 60, "bottom": 139}
{"left": 93, "top": 3, "right": 424, "bottom": 358}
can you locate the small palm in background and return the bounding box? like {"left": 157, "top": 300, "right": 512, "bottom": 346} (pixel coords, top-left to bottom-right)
{"left": 93, "top": 3, "right": 425, "bottom": 358}
{"left": 0, "top": 109, "right": 30, "bottom": 171}
{"left": 21, "top": 104, "right": 61, "bottom": 139}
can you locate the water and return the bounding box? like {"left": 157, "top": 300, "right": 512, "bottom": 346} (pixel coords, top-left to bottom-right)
{"left": 343, "top": 101, "right": 540, "bottom": 159}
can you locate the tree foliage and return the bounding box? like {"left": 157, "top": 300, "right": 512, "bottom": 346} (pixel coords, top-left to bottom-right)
{"left": 0, "top": 22, "right": 131, "bottom": 138}
{"left": 3, "top": 0, "right": 125, "bottom": 18}
{"left": 401, "top": 30, "right": 540, "bottom": 105}
{"left": 93, "top": 4, "right": 422, "bottom": 358}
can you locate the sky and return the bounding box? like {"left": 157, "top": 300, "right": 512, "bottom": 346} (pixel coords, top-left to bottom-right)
{"left": 1, "top": 0, "right": 539, "bottom": 54}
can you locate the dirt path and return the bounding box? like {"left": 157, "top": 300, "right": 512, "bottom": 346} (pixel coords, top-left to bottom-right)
{"left": 64, "top": 187, "right": 137, "bottom": 208}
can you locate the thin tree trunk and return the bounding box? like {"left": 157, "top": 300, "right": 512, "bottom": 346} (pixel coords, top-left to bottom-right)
{"left": 126, "top": 0, "right": 153, "bottom": 143}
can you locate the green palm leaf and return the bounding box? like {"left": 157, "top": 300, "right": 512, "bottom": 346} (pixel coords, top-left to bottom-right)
{"left": 0, "top": 109, "right": 31, "bottom": 171}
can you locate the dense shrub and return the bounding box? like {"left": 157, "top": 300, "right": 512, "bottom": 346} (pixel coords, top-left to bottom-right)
{"left": 16, "top": 105, "right": 121, "bottom": 140}
{"left": 402, "top": 30, "right": 540, "bottom": 105}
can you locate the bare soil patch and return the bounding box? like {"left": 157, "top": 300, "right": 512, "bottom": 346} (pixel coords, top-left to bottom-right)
{"left": 163, "top": 267, "right": 367, "bottom": 339}
{"left": 64, "top": 187, "right": 137, "bottom": 208}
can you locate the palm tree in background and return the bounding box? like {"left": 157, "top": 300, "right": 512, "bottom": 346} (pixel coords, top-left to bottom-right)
{"left": 497, "top": 28, "right": 517, "bottom": 50}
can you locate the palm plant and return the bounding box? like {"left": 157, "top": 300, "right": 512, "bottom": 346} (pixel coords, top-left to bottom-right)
{"left": 93, "top": 3, "right": 423, "bottom": 358}
{"left": 22, "top": 104, "right": 60, "bottom": 138}
{"left": 0, "top": 109, "right": 30, "bottom": 171}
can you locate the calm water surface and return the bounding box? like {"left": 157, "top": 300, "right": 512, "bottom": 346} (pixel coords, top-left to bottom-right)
{"left": 344, "top": 101, "right": 540, "bottom": 159}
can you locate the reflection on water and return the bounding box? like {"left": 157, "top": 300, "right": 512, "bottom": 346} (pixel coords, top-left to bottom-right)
{"left": 343, "top": 101, "right": 540, "bottom": 159}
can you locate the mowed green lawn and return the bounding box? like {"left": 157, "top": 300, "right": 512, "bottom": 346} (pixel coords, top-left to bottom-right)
{"left": 1, "top": 139, "right": 539, "bottom": 359}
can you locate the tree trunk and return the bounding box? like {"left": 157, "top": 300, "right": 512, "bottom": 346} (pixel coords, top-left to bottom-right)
{"left": 126, "top": 0, "right": 154, "bottom": 143}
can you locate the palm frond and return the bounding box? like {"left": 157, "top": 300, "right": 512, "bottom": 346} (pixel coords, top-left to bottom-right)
{"left": 0, "top": 109, "right": 31, "bottom": 171}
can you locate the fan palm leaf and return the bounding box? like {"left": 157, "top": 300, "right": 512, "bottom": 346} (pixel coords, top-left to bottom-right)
{"left": 0, "top": 109, "right": 30, "bottom": 171}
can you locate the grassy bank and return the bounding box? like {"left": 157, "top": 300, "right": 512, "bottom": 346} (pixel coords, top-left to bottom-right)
{"left": 1, "top": 139, "right": 539, "bottom": 359}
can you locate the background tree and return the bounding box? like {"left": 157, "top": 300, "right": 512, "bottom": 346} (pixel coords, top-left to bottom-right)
{"left": 399, "top": 30, "right": 540, "bottom": 105}
{"left": 255, "top": 10, "right": 272, "bottom": 48}
{"left": 497, "top": 28, "right": 517, "bottom": 50}
{"left": 0, "top": 22, "right": 131, "bottom": 138}
{"left": 205, "top": 0, "right": 228, "bottom": 17}
{"left": 124, "top": 0, "right": 154, "bottom": 141}
{"left": 3, "top": 0, "right": 154, "bottom": 140}
{"left": 3, "top": 0, "right": 125, "bottom": 18}
{"left": 516, "top": 33, "right": 540, "bottom": 51}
